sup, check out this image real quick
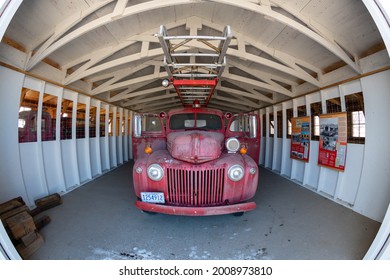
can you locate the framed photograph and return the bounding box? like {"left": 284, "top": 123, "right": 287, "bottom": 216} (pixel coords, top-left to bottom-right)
{"left": 318, "top": 112, "right": 348, "bottom": 171}
{"left": 290, "top": 116, "right": 310, "bottom": 162}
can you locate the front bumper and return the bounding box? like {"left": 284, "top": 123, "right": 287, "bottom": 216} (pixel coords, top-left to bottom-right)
{"left": 135, "top": 200, "right": 256, "bottom": 216}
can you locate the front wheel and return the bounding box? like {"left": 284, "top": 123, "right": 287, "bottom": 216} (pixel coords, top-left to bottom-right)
{"left": 141, "top": 210, "right": 157, "bottom": 215}
{"left": 232, "top": 211, "right": 244, "bottom": 217}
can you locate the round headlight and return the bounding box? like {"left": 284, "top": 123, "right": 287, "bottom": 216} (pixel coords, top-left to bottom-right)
{"left": 228, "top": 165, "right": 244, "bottom": 181}
{"left": 147, "top": 164, "right": 164, "bottom": 181}
{"left": 226, "top": 137, "right": 240, "bottom": 152}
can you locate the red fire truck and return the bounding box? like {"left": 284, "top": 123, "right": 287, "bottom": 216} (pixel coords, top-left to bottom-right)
{"left": 132, "top": 106, "right": 260, "bottom": 216}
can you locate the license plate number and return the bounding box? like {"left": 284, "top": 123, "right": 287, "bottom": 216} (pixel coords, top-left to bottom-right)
{"left": 141, "top": 192, "right": 165, "bottom": 203}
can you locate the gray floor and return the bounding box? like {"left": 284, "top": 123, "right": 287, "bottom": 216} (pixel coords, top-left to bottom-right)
{"left": 29, "top": 161, "right": 380, "bottom": 260}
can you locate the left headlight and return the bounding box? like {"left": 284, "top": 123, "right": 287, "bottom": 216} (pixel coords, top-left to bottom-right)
{"left": 147, "top": 164, "right": 164, "bottom": 181}
{"left": 228, "top": 165, "right": 244, "bottom": 181}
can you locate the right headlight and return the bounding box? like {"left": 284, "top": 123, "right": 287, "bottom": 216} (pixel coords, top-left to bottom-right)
{"left": 226, "top": 137, "right": 240, "bottom": 152}
{"left": 147, "top": 164, "right": 164, "bottom": 181}
{"left": 228, "top": 165, "right": 244, "bottom": 181}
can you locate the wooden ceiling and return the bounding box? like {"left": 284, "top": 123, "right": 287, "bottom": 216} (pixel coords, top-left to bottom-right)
{"left": 0, "top": 0, "right": 388, "bottom": 113}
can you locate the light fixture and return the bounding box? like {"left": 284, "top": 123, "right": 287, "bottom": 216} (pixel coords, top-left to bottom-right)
{"left": 162, "top": 79, "right": 170, "bottom": 87}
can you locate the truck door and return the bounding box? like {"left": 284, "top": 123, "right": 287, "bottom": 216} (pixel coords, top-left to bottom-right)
{"left": 225, "top": 113, "right": 260, "bottom": 163}
{"left": 132, "top": 113, "right": 166, "bottom": 161}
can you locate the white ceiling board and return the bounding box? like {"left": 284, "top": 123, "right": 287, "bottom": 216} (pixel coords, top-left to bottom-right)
{"left": 0, "top": 0, "right": 387, "bottom": 113}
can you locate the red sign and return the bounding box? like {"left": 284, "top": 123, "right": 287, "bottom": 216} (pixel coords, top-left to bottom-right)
{"left": 318, "top": 112, "right": 347, "bottom": 171}
{"left": 290, "top": 116, "right": 310, "bottom": 162}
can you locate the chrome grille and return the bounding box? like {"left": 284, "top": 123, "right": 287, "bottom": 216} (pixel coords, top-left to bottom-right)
{"left": 167, "top": 167, "right": 225, "bottom": 206}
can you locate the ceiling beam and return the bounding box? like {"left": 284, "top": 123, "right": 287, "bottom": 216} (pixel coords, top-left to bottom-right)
{"left": 25, "top": 0, "right": 361, "bottom": 79}
{"left": 217, "top": 85, "right": 272, "bottom": 103}
{"left": 122, "top": 92, "right": 177, "bottom": 107}
{"left": 25, "top": 0, "right": 115, "bottom": 70}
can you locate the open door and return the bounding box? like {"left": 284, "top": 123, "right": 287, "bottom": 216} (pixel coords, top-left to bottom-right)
{"left": 132, "top": 113, "right": 166, "bottom": 161}
{"left": 226, "top": 113, "right": 260, "bottom": 163}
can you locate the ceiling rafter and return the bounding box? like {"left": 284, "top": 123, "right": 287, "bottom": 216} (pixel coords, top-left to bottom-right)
{"left": 65, "top": 16, "right": 323, "bottom": 89}
{"left": 97, "top": 70, "right": 166, "bottom": 96}
{"left": 24, "top": 0, "right": 361, "bottom": 81}
{"left": 199, "top": 18, "right": 322, "bottom": 83}
{"left": 228, "top": 59, "right": 298, "bottom": 89}
{"left": 218, "top": 85, "right": 273, "bottom": 103}
{"left": 213, "top": 91, "right": 259, "bottom": 108}
{"left": 214, "top": 0, "right": 361, "bottom": 73}
{"left": 270, "top": 0, "right": 356, "bottom": 58}
{"left": 208, "top": 99, "right": 251, "bottom": 111}
{"left": 132, "top": 98, "right": 180, "bottom": 111}
{"left": 138, "top": 103, "right": 182, "bottom": 113}
{"left": 224, "top": 70, "right": 294, "bottom": 97}
{"left": 221, "top": 90, "right": 261, "bottom": 106}
{"left": 91, "top": 61, "right": 160, "bottom": 95}
{"left": 25, "top": 0, "right": 115, "bottom": 70}
{"left": 24, "top": 0, "right": 193, "bottom": 71}
{"left": 110, "top": 86, "right": 167, "bottom": 102}
{"left": 63, "top": 40, "right": 139, "bottom": 85}
{"left": 122, "top": 92, "right": 177, "bottom": 107}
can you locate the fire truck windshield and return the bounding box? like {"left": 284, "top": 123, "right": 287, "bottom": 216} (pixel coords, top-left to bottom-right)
{"left": 169, "top": 113, "right": 222, "bottom": 130}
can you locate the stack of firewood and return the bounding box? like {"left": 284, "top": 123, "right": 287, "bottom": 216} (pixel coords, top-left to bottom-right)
{"left": 0, "top": 193, "right": 62, "bottom": 259}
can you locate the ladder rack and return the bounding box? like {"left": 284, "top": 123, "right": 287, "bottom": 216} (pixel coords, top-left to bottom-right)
{"left": 156, "top": 25, "right": 232, "bottom": 107}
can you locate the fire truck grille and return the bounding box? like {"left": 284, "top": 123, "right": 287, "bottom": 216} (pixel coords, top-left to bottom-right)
{"left": 166, "top": 167, "right": 225, "bottom": 206}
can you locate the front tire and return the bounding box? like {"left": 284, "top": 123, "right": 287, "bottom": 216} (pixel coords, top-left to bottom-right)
{"left": 232, "top": 211, "right": 244, "bottom": 217}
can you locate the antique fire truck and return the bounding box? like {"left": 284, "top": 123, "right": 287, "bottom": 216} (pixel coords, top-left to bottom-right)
{"left": 132, "top": 107, "right": 260, "bottom": 216}
{"left": 131, "top": 25, "right": 260, "bottom": 216}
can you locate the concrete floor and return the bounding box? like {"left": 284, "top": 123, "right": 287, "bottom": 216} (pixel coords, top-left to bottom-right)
{"left": 29, "top": 161, "right": 380, "bottom": 260}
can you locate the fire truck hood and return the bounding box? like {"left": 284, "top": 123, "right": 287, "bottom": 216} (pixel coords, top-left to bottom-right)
{"left": 167, "top": 131, "right": 224, "bottom": 164}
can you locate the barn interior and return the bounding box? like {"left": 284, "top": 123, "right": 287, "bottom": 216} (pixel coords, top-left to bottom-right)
{"left": 0, "top": 0, "right": 389, "bottom": 261}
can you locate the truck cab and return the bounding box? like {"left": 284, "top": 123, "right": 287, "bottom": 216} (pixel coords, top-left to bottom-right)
{"left": 132, "top": 106, "right": 260, "bottom": 216}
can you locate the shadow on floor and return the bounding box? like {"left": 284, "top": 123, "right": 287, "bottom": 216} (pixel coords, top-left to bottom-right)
{"left": 29, "top": 161, "right": 380, "bottom": 260}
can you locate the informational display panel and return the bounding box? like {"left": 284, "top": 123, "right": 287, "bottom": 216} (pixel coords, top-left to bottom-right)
{"left": 318, "top": 112, "right": 348, "bottom": 171}
{"left": 290, "top": 116, "right": 310, "bottom": 162}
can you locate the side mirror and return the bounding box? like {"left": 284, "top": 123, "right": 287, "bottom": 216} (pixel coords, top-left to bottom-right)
{"left": 134, "top": 114, "right": 142, "bottom": 137}
{"left": 249, "top": 115, "right": 257, "bottom": 139}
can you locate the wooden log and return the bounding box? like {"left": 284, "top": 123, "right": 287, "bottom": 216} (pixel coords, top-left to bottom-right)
{"left": 16, "top": 233, "right": 44, "bottom": 259}
{"left": 30, "top": 193, "right": 62, "bottom": 216}
{"left": 21, "top": 231, "right": 39, "bottom": 247}
{"left": 0, "top": 197, "right": 25, "bottom": 215}
{"left": 0, "top": 205, "right": 30, "bottom": 221}
{"left": 5, "top": 211, "right": 36, "bottom": 240}
{"left": 33, "top": 215, "right": 51, "bottom": 230}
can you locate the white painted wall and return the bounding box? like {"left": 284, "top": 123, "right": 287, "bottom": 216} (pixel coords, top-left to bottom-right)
{"left": 0, "top": 67, "right": 133, "bottom": 208}
{"left": 0, "top": 66, "right": 29, "bottom": 203}
{"left": 354, "top": 70, "right": 390, "bottom": 221}
{"left": 260, "top": 71, "right": 390, "bottom": 222}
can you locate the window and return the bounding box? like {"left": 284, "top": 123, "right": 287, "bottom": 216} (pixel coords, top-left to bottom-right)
{"left": 89, "top": 106, "right": 97, "bottom": 138}
{"left": 269, "top": 112, "right": 274, "bottom": 136}
{"left": 286, "top": 108, "right": 293, "bottom": 139}
{"left": 310, "top": 102, "right": 322, "bottom": 141}
{"left": 297, "top": 105, "right": 307, "bottom": 117}
{"left": 60, "top": 98, "right": 73, "bottom": 140}
{"left": 276, "top": 110, "right": 283, "bottom": 138}
{"left": 143, "top": 115, "right": 163, "bottom": 132}
{"left": 18, "top": 88, "right": 39, "bottom": 143}
{"left": 108, "top": 110, "right": 113, "bottom": 136}
{"left": 100, "top": 107, "right": 106, "bottom": 137}
{"left": 116, "top": 112, "right": 121, "bottom": 136}
{"left": 345, "top": 92, "right": 365, "bottom": 144}
{"left": 169, "top": 113, "right": 222, "bottom": 130}
{"left": 127, "top": 115, "right": 131, "bottom": 136}
{"left": 326, "top": 97, "right": 342, "bottom": 113}
{"left": 42, "top": 93, "right": 57, "bottom": 141}
{"left": 76, "top": 103, "right": 86, "bottom": 139}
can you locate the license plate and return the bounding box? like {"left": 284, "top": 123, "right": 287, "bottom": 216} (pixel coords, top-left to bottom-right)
{"left": 141, "top": 192, "right": 165, "bottom": 204}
